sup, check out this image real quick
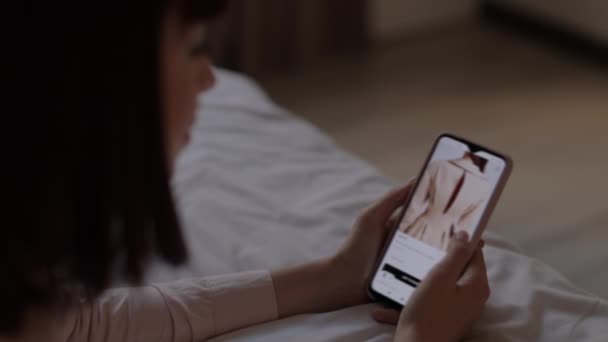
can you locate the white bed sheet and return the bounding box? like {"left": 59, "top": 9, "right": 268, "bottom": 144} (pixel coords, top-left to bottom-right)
{"left": 148, "top": 68, "right": 608, "bottom": 341}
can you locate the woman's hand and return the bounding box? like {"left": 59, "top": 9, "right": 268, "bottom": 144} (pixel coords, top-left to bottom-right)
{"left": 271, "top": 183, "right": 414, "bottom": 317}
{"left": 328, "top": 182, "right": 415, "bottom": 307}
{"left": 372, "top": 231, "right": 490, "bottom": 342}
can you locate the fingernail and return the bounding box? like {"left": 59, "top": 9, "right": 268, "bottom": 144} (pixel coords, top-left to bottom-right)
{"left": 455, "top": 230, "right": 468, "bottom": 242}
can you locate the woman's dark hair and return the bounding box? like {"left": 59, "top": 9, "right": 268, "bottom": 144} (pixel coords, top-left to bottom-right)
{"left": 2, "top": 0, "right": 225, "bottom": 334}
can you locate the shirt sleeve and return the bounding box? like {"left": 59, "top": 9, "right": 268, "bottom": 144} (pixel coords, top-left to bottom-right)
{"left": 60, "top": 271, "right": 278, "bottom": 342}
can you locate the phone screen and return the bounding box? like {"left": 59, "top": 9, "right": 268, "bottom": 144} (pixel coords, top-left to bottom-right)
{"left": 370, "top": 135, "right": 508, "bottom": 306}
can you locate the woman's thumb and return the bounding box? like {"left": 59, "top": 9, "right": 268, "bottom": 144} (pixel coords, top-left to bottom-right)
{"left": 432, "top": 231, "right": 474, "bottom": 280}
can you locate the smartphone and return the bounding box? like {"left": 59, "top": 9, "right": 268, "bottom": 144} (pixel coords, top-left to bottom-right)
{"left": 368, "top": 133, "right": 512, "bottom": 307}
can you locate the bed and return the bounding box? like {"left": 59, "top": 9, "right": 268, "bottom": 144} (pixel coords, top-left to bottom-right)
{"left": 146, "top": 68, "right": 608, "bottom": 341}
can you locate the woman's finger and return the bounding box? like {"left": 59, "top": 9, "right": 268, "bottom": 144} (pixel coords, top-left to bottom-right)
{"left": 457, "top": 248, "right": 489, "bottom": 296}
{"left": 371, "top": 308, "right": 401, "bottom": 325}
{"left": 429, "top": 231, "right": 475, "bottom": 282}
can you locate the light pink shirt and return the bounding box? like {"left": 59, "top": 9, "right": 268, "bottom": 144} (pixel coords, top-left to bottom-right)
{"left": 6, "top": 271, "right": 277, "bottom": 342}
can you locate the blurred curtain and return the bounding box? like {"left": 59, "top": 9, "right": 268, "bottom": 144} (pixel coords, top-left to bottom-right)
{"left": 206, "top": 0, "right": 369, "bottom": 75}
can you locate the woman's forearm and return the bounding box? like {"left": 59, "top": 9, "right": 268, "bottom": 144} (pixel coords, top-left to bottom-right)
{"left": 271, "top": 256, "right": 362, "bottom": 318}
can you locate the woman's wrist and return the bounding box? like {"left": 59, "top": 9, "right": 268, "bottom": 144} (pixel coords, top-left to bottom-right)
{"left": 325, "top": 252, "right": 370, "bottom": 307}
{"left": 271, "top": 256, "right": 345, "bottom": 318}
{"left": 270, "top": 252, "right": 370, "bottom": 318}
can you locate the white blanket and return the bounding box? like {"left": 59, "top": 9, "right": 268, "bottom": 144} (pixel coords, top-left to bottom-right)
{"left": 150, "top": 68, "right": 608, "bottom": 341}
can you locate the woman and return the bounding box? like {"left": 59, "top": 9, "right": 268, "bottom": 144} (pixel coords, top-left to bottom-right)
{"left": 2, "top": 0, "right": 490, "bottom": 341}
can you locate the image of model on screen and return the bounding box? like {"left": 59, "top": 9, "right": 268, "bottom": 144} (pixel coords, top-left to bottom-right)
{"left": 400, "top": 151, "right": 491, "bottom": 250}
